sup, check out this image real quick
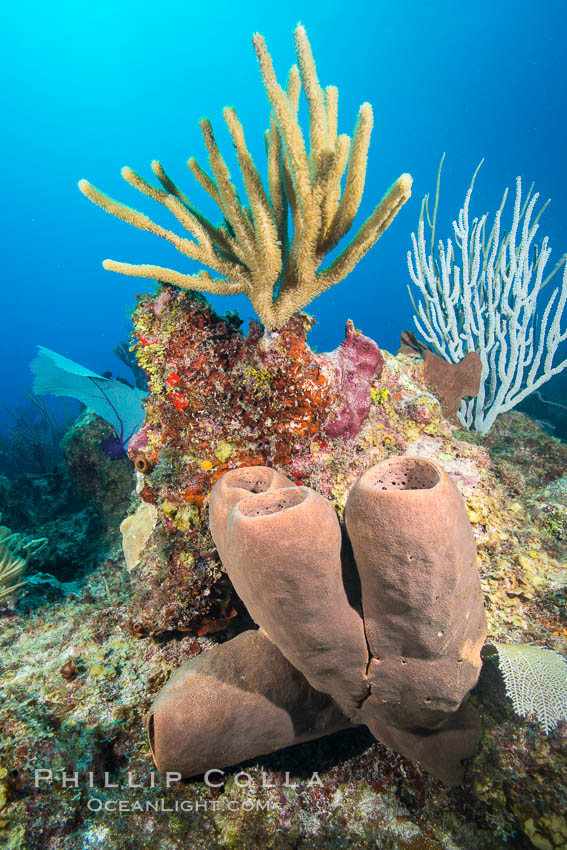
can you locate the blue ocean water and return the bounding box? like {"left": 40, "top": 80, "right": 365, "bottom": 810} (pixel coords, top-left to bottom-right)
{"left": 2, "top": 0, "right": 566, "bottom": 421}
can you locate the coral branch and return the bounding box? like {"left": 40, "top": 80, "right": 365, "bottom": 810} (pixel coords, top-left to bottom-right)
{"left": 79, "top": 25, "right": 411, "bottom": 329}
{"left": 408, "top": 163, "right": 567, "bottom": 433}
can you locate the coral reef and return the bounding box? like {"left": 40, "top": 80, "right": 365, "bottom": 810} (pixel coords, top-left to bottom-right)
{"left": 121, "top": 284, "right": 526, "bottom": 638}
{"left": 0, "top": 410, "right": 132, "bottom": 590}
{"left": 0, "top": 370, "right": 565, "bottom": 848}
{"left": 79, "top": 25, "right": 411, "bottom": 329}
{"left": 4, "top": 10, "right": 565, "bottom": 844}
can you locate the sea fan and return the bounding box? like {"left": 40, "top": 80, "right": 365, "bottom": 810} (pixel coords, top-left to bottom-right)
{"left": 31, "top": 346, "right": 147, "bottom": 458}
{"left": 493, "top": 643, "right": 567, "bottom": 734}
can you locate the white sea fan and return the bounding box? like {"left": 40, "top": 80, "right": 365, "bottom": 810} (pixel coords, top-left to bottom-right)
{"left": 493, "top": 643, "right": 567, "bottom": 734}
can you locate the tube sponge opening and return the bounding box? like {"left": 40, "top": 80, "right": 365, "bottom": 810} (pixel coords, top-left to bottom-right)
{"left": 225, "top": 467, "right": 283, "bottom": 494}
{"left": 368, "top": 458, "right": 441, "bottom": 491}
{"left": 237, "top": 487, "right": 306, "bottom": 517}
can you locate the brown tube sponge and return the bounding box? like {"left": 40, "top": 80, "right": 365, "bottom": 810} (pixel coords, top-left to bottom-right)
{"left": 209, "top": 466, "right": 294, "bottom": 566}
{"left": 345, "top": 457, "right": 486, "bottom": 730}
{"left": 147, "top": 629, "right": 351, "bottom": 777}
{"left": 367, "top": 701, "right": 482, "bottom": 786}
{"left": 223, "top": 486, "right": 370, "bottom": 714}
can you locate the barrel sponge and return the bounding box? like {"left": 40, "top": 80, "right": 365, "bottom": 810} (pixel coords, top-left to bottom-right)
{"left": 345, "top": 457, "right": 486, "bottom": 730}
{"left": 147, "top": 630, "right": 351, "bottom": 776}
{"left": 222, "top": 484, "right": 369, "bottom": 714}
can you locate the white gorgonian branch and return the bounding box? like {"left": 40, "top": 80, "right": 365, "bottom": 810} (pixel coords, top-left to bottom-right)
{"left": 407, "top": 163, "right": 567, "bottom": 434}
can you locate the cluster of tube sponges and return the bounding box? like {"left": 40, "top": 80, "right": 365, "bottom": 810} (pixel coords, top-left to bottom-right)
{"left": 148, "top": 457, "right": 486, "bottom": 785}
